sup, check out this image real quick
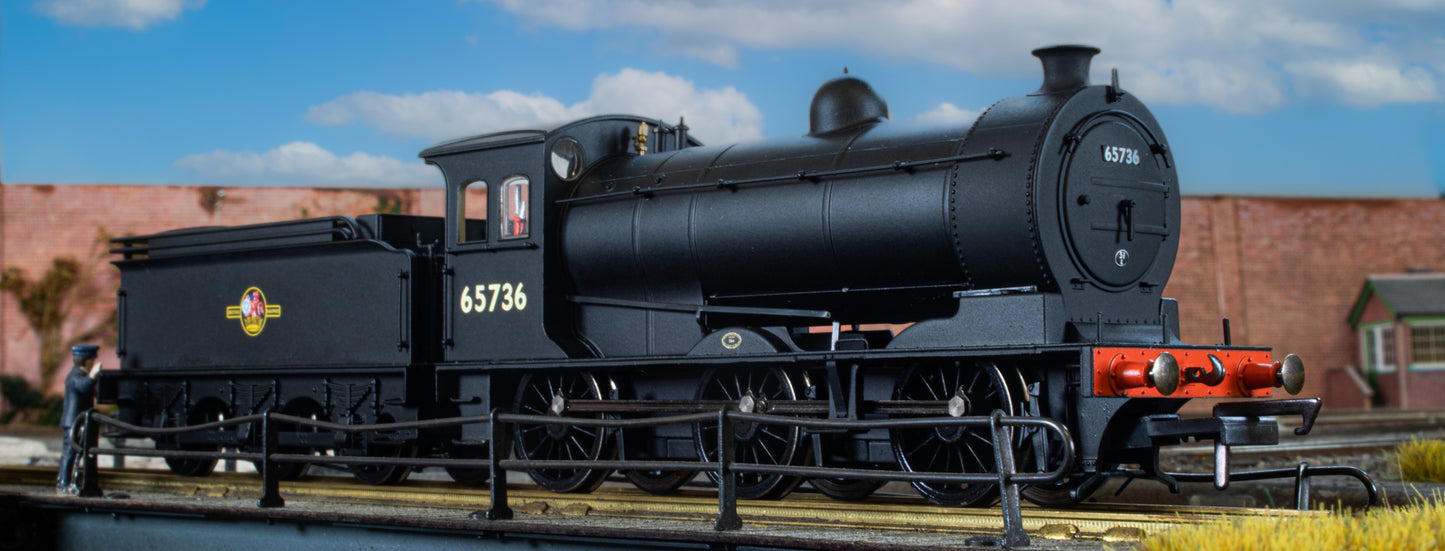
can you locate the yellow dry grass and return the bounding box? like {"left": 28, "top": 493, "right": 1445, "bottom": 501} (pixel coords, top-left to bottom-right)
{"left": 1397, "top": 438, "right": 1445, "bottom": 484}
{"left": 1138, "top": 500, "right": 1445, "bottom": 551}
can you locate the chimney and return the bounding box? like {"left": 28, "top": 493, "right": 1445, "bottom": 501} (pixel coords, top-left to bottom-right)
{"left": 1032, "top": 45, "right": 1101, "bottom": 95}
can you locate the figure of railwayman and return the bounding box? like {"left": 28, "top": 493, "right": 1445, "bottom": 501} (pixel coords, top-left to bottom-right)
{"left": 57, "top": 344, "right": 101, "bottom": 493}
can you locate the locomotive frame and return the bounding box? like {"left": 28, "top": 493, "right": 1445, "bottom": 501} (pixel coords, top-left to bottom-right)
{"left": 90, "top": 45, "right": 1367, "bottom": 540}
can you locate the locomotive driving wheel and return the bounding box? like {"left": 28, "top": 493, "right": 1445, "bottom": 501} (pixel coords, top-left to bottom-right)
{"left": 693, "top": 366, "right": 807, "bottom": 500}
{"left": 808, "top": 477, "right": 885, "bottom": 501}
{"left": 1013, "top": 369, "right": 1099, "bottom": 507}
{"left": 615, "top": 376, "right": 695, "bottom": 495}
{"left": 624, "top": 468, "right": 695, "bottom": 495}
{"left": 889, "top": 362, "right": 1014, "bottom": 506}
{"left": 513, "top": 371, "right": 614, "bottom": 493}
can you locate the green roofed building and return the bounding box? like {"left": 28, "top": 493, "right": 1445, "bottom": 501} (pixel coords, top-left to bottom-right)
{"left": 1348, "top": 272, "right": 1445, "bottom": 408}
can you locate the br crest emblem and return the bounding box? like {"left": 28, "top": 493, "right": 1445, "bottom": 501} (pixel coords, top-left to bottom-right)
{"left": 225, "top": 287, "right": 282, "bottom": 337}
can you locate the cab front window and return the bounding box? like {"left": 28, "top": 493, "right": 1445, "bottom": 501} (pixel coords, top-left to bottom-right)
{"left": 458, "top": 180, "right": 488, "bottom": 243}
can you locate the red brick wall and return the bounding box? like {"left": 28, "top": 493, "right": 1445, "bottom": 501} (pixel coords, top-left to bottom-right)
{"left": 4, "top": 184, "right": 1445, "bottom": 407}
{"left": 1164, "top": 197, "right": 1445, "bottom": 406}
{"left": 1355, "top": 297, "right": 1393, "bottom": 327}
{"left": 1324, "top": 366, "right": 1374, "bottom": 409}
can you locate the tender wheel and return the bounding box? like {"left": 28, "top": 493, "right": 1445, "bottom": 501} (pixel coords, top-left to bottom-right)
{"left": 513, "top": 371, "right": 614, "bottom": 493}
{"left": 808, "top": 477, "right": 884, "bottom": 501}
{"left": 345, "top": 415, "right": 417, "bottom": 486}
{"left": 443, "top": 443, "right": 490, "bottom": 487}
{"left": 254, "top": 399, "right": 326, "bottom": 481}
{"left": 693, "top": 366, "right": 806, "bottom": 500}
{"left": 889, "top": 362, "right": 1014, "bottom": 506}
{"left": 161, "top": 401, "right": 226, "bottom": 477}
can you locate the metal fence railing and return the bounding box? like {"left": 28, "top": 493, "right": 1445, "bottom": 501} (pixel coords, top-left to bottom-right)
{"left": 71, "top": 407, "right": 1074, "bottom": 547}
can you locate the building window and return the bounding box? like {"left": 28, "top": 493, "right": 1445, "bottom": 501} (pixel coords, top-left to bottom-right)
{"left": 499, "top": 175, "right": 529, "bottom": 240}
{"left": 1412, "top": 323, "right": 1445, "bottom": 368}
{"left": 458, "top": 180, "right": 488, "bottom": 243}
{"left": 1362, "top": 324, "right": 1396, "bottom": 373}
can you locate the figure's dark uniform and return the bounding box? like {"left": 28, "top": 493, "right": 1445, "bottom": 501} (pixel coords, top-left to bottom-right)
{"left": 58, "top": 345, "right": 99, "bottom": 491}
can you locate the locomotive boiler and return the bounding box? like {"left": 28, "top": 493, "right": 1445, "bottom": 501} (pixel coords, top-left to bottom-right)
{"left": 100, "top": 45, "right": 1314, "bottom": 508}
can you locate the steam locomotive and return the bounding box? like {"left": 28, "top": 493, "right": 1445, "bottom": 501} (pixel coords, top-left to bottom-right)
{"left": 100, "top": 45, "right": 1310, "bottom": 507}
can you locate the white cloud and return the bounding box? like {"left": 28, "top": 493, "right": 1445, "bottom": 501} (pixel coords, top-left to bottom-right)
{"left": 36, "top": 0, "right": 205, "bottom": 30}
{"left": 185, "top": 70, "right": 762, "bottom": 187}
{"left": 1287, "top": 60, "right": 1440, "bottom": 108}
{"left": 578, "top": 69, "right": 762, "bottom": 143}
{"left": 486, "top": 0, "right": 1445, "bottom": 113}
{"left": 915, "top": 103, "right": 980, "bottom": 125}
{"left": 305, "top": 90, "right": 579, "bottom": 141}
{"left": 173, "top": 142, "right": 435, "bottom": 188}
{"left": 306, "top": 69, "right": 763, "bottom": 144}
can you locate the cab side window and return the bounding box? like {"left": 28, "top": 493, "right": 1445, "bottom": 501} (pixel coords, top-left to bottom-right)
{"left": 458, "top": 180, "right": 488, "bottom": 243}
{"left": 499, "top": 175, "right": 530, "bottom": 240}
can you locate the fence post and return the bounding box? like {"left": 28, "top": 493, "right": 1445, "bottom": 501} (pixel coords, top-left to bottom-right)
{"left": 257, "top": 411, "right": 284, "bottom": 508}
{"left": 714, "top": 409, "right": 741, "bottom": 531}
{"left": 485, "top": 412, "right": 513, "bottom": 521}
{"left": 76, "top": 410, "right": 103, "bottom": 498}
{"left": 990, "top": 410, "right": 1028, "bottom": 548}
{"left": 1294, "top": 461, "right": 1311, "bottom": 510}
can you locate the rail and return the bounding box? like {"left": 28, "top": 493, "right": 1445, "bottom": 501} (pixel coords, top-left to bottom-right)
{"left": 70, "top": 407, "right": 1071, "bottom": 548}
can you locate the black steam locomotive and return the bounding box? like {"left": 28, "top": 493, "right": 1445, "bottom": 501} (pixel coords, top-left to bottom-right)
{"left": 100, "top": 46, "right": 1311, "bottom": 506}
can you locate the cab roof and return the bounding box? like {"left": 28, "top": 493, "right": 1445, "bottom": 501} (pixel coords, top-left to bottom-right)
{"left": 418, "top": 115, "right": 699, "bottom": 159}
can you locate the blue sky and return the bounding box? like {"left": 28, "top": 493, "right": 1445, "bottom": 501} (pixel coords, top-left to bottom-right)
{"left": 2, "top": 0, "right": 1442, "bottom": 197}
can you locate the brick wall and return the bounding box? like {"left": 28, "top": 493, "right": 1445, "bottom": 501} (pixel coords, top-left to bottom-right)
{"left": 3, "top": 184, "right": 1444, "bottom": 406}
{"left": 1, "top": 184, "right": 443, "bottom": 394}
{"left": 1164, "top": 197, "right": 1445, "bottom": 405}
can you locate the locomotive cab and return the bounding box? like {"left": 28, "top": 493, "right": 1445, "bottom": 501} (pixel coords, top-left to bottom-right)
{"left": 421, "top": 118, "right": 701, "bottom": 448}
{"left": 422, "top": 131, "right": 562, "bottom": 364}
{"left": 421, "top": 116, "right": 701, "bottom": 363}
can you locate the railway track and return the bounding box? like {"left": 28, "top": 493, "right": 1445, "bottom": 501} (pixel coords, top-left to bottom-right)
{"left": 0, "top": 465, "right": 1323, "bottom": 545}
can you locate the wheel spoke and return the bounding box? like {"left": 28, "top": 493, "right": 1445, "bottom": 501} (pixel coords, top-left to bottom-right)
{"left": 925, "top": 439, "right": 945, "bottom": 471}
{"left": 967, "top": 430, "right": 993, "bottom": 448}
{"left": 754, "top": 440, "right": 780, "bottom": 465}
{"left": 961, "top": 437, "right": 988, "bottom": 470}
{"left": 904, "top": 431, "right": 939, "bottom": 458}
{"left": 757, "top": 426, "right": 789, "bottom": 443}
{"left": 923, "top": 377, "right": 941, "bottom": 401}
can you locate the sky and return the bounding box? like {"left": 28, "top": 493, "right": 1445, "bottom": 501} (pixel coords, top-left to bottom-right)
{"left": 1, "top": 0, "right": 1442, "bottom": 198}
